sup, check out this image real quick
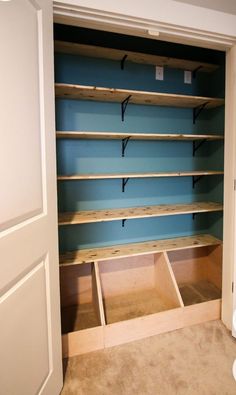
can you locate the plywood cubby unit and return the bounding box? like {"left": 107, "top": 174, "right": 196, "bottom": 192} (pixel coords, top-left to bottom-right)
{"left": 61, "top": 241, "right": 222, "bottom": 358}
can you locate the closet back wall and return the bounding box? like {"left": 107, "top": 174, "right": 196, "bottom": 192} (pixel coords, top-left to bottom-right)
{"left": 54, "top": 29, "right": 225, "bottom": 252}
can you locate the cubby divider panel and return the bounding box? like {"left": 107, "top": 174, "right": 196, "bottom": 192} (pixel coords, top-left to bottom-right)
{"left": 167, "top": 245, "right": 222, "bottom": 306}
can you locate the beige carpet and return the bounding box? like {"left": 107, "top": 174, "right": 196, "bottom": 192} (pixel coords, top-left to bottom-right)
{"left": 61, "top": 320, "right": 236, "bottom": 395}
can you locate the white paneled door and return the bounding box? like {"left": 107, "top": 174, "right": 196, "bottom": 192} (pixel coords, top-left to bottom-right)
{"left": 0, "top": 1, "right": 62, "bottom": 394}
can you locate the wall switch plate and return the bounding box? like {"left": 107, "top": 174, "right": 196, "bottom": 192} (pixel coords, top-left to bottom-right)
{"left": 156, "top": 66, "right": 164, "bottom": 80}
{"left": 184, "top": 70, "right": 192, "bottom": 84}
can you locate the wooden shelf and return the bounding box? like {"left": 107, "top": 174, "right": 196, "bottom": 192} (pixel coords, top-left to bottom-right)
{"left": 57, "top": 170, "right": 224, "bottom": 181}
{"left": 56, "top": 131, "right": 224, "bottom": 141}
{"left": 54, "top": 41, "right": 219, "bottom": 73}
{"left": 59, "top": 234, "right": 222, "bottom": 266}
{"left": 58, "top": 202, "right": 223, "bottom": 226}
{"left": 55, "top": 84, "right": 224, "bottom": 109}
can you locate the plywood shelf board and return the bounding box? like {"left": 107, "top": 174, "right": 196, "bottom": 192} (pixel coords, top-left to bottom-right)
{"left": 58, "top": 201, "right": 223, "bottom": 225}
{"left": 55, "top": 83, "right": 224, "bottom": 109}
{"left": 56, "top": 131, "right": 224, "bottom": 141}
{"left": 57, "top": 170, "right": 224, "bottom": 181}
{"left": 54, "top": 41, "right": 219, "bottom": 73}
{"left": 59, "top": 234, "right": 222, "bottom": 266}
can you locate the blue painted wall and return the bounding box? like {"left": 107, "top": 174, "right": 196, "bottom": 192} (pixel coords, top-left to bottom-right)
{"left": 55, "top": 42, "right": 225, "bottom": 253}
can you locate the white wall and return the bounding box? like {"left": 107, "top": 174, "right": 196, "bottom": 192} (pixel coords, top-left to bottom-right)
{"left": 175, "top": 0, "right": 236, "bottom": 15}
{"left": 54, "top": 0, "right": 236, "bottom": 38}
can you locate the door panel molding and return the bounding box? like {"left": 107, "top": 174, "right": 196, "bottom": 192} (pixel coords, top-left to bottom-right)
{"left": 0, "top": 1, "right": 62, "bottom": 393}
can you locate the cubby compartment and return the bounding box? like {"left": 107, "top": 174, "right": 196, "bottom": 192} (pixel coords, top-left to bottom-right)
{"left": 60, "top": 263, "right": 104, "bottom": 334}
{"left": 98, "top": 253, "right": 183, "bottom": 324}
{"left": 167, "top": 245, "right": 222, "bottom": 306}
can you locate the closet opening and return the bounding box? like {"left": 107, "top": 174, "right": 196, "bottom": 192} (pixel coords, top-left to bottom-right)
{"left": 54, "top": 22, "right": 225, "bottom": 357}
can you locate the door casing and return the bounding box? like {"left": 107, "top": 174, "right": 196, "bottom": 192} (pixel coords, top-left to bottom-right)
{"left": 53, "top": 1, "right": 236, "bottom": 332}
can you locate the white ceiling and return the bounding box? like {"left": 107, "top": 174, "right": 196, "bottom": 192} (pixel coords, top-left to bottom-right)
{"left": 174, "top": 0, "right": 236, "bottom": 15}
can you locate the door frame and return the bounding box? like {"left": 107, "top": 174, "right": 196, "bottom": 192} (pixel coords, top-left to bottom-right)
{"left": 53, "top": 2, "right": 236, "bottom": 331}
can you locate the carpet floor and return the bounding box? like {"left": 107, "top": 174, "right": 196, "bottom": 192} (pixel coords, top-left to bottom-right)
{"left": 61, "top": 320, "right": 236, "bottom": 395}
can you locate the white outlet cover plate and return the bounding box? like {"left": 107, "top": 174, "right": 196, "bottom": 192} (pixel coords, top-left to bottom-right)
{"left": 184, "top": 70, "right": 192, "bottom": 84}
{"left": 155, "top": 66, "right": 164, "bottom": 80}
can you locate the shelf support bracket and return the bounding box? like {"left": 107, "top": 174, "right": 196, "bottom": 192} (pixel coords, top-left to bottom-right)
{"left": 192, "top": 175, "right": 203, "bottom": 189}
{"left": 122, "top": 177, "right": 129, "bottom": 192}
{"left": 122, "top": 136, "right": 131, "bottom": 157}
{"left": 121, "top": 95, "right": 132, "bottom": 122}
{"left": 192, "top": 65, "right": 203, "bottom": 78}
{"left": 192, "top": 213, "right": 197, "bottom": 220}
{"left": 193, "top": 102, "right": 209, "bottom": 124}
{"left": 121, "top": 54, "right": 128, "bottom": 70}
{"left": 122, "top": 219, "right": 127, "bottom": 227}
{"left": 193, "top": 139, "right": 207, "bottom": 156}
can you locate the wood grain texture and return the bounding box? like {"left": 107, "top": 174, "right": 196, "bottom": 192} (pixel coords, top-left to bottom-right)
{"left": 60, "top": 263, "right": 93, "bottom": 306}
{"left": 168, "top": 246, "right": 222, "bottom": 306}
{"left": 155, "top": 252, "right": 184, "bottom": 308}
{"left": 56, "top": 131, "right": 224, "bottom": 141}
{"left": 58, "top": 201, "right": 223, "bottom": 225}
{"left": 62, "top": 326, "right": 104, "bottom": 358}
{"left": 103, "top": 288, "right": 172, "bottom": 325}
{"left": 57, "top": 170, "right": 224, "bottom": 180}
{"left": 55, "top": 83, "right": 224, "bottom": 109}
{"left": 168, "top": 248, "right": 209, "bottom": 285}
{"left": 59, "top": 234, "right": 222, "bottom": 266}
{"left": 206, "top": 245, "right": 223, "bottom": 289}
{"left": 54, "top": 41, "right": 218, "bottom": 73}
{"left": 61, "top": 299, "right": 221, "bottom": 356}
{"left": 92, "top": 262, "right": 106, "bottom": 326}
{"left": 98, "top": 255, "right": 156, "bottom": 299}
{"left": 103, "top": 299, "right": 221, "bottom": 348}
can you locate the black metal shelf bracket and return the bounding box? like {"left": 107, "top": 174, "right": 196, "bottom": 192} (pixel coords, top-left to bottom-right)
{"left": 193, "top": 102, "right": 209, "bottom": 124}
{"left": 192, "top": 65, "right": 203, "bottom": 78}
{"left": 122, "top": 219, "right": 127, "bottom": 227}
{"left": 192, "top": 213, "right": 197, "bottom": 220}
{"left": 121, "top": 54, "right": 128, "bottom": 70}
{"left": 192, "top": 175, "right": 203, "bottom": 189}
{"left": 193, "top": 139, "right": 207, "bottom": 156}
{"left": 121, "top": 95, "right": 132, "bottom": 122}
{"left": 122, "top": 136, "right": 131, "bottom": 157}
{"left": 122, "top": 177, "right": 129, "bottom": 192}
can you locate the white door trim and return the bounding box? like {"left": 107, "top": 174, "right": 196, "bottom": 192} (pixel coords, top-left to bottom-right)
{"left": 53, "top": 2, "right": 236, "bottom": 50}
{"left": 53, "top": 1, "right": 236, "bottom": 331}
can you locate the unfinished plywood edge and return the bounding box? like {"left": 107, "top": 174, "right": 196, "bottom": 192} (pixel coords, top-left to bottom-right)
{"left": 62, "top": 326, "right": 104, "bottom": 358}
{"left": 103, "top": 299, "right": 221, "bottom": 348}
{"left": 157, "top": 252, "right": 184, "bottom": 308}
{"left": 92, "top": 262, "right": 106, "bottom": 326}
{"left": 59, "top": 234, "right": 222, "bottom": 266}
{"left": 55, "top": 83, "right": 224, "bottom": 109}
{"left": 57, "top": 170, "right": 224, "bottom": 181}
{"left": 54, "top": 41, "right": 219, "bottom": 73}
{"left": 56, "top": 131, "right": 224, "bottom": 141}
{"left": 58, "top": 201, "right": 223, "bottom": 225}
